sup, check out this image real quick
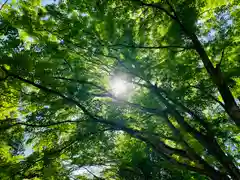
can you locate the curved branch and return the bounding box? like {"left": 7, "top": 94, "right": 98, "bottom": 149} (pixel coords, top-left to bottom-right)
{"left": 137, "top": 0, "right": 176, "bottom": 20}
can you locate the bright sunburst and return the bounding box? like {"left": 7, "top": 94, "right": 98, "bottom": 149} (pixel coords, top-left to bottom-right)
{"left": 110, "top": 77, "right": 128, "bottom": 96}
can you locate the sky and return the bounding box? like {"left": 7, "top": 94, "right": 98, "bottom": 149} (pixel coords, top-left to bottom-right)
{"left": 42, "top": 0, "right": 59, "bottom": 6}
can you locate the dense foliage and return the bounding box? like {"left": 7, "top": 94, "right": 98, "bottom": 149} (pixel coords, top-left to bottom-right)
{"left": 0, "top": 0, "right": 240, "bottom": 179}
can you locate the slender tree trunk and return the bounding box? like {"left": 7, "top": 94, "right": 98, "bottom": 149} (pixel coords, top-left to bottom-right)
{"left": 172, "top": 4, "right": 240, "bottom": 127}
{"left": 189, "top": 34, "right": 240, "bottom": 127}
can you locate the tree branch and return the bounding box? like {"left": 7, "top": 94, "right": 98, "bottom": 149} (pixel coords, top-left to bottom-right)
{"left": 56, "top": 128, "right": 113, "bottom": 154}
{"left": 219, "top": 49, "right": 225, "bottom": 67}
{"left": 84, "top": 167, "right": 105, "bottom": 180}
{"left": 108, "top": 43, "right": 193, "bottom": 50}
{"left": 164, "top": 155, "right": 228, "bottom": 180}
{"left": 0, "top": 0, "right": 8, "bottom": 10}
{"left": 136, "top": 0, "right": 176, "bottom": 20}
{"left": 52, "top": 76, "right": 107, "bottom": 92}
{"left": 9, "top": 73, "right": 189, "bottom": 160}
{"left": 5, "top": 70, "right": 235, "bottom": 178}
{"left": 4, "top": 71, "right": 166, "bottom": 149}
{"left": 92, "top": 56, "right": 232, "bottom": 176}
{"left": 162, "top": 112, "right": 226, "bottom": 178}
{"left": 156, "top": 85, "right": 211, "bottom": 131}
{"left": 6, "top": 119, "right": 83, "bottom": 129}
{"left": 63, "top": 58, "right": 73, "bottom": 72}
{"left": 189, "top": 85, "right": 225, "bottom": 109}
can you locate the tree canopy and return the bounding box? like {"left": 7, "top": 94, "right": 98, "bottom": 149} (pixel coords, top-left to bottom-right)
{"left": 0, "top": 0, "right": 240, "bottom": 179}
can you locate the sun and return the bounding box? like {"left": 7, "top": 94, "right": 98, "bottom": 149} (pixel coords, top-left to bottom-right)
{"left": 110, "top": 77, "right": 128, "bottom": 96}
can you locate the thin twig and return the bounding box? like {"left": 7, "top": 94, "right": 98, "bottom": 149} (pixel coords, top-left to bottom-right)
{"left": 0, "top": 0, "right": 8, "bottom": 10}
{"left": 84, "top": 167, "right": 104, "bottom": 180}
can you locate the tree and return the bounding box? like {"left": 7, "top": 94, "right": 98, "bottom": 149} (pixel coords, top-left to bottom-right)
{"left": 0, "top": 0, "right": 240, "bottom": 179}
{"left": 101, "top": 134, "right": 207, "bottom": 180}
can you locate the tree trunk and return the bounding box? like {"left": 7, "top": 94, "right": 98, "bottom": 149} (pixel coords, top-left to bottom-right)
{"left": 189, "top": 34, "right": 240, "bottom": 127}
